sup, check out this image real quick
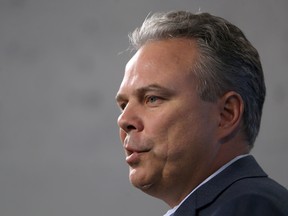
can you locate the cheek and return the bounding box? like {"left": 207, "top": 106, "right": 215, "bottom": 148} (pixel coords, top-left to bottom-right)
{"left": 162, "top": 113, "right": 203, "bottom": 158}
{"left": 143, "top": 105, "right": 211, "bottom": 159}
{"left": 147, "top": 114, "right": 189, "bottom": 159}
{"left": 165, "top": 109, "right": 218, "bottom": 163}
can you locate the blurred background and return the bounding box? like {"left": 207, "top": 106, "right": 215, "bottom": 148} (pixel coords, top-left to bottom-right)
{"left": 0, "top": 0, "right": 287, "bottom": 215}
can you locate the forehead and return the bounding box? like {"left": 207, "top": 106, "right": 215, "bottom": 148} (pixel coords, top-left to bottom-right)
{"left": 118, "top": 39, "right": 198, "bottom": 96}
{"left": 128, "top": 39, "right": 197, "bottom": 71}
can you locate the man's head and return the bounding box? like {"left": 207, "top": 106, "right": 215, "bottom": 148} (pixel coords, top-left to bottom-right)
{"left": 129, "top": 11, "right": 266, "bottom": 146}
{"left": 116, "top": 11, "right": 266, "bottom": 207}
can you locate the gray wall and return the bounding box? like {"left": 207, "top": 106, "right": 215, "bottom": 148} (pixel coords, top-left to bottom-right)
{"left": 0, "top": 0, "right": 287, "bottom": 215}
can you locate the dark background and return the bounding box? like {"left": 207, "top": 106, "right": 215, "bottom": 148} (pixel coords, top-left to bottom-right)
{"left": 0, "top": 0, "right": 287, "bottom": 215}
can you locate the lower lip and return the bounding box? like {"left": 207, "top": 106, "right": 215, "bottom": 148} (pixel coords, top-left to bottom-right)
{"left": 126, "top": 152, "right": 144, "bottom": 164}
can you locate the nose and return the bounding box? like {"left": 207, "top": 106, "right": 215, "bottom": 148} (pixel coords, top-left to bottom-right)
{"left": 117, "top": 104, "right": 144, "bottom": 134}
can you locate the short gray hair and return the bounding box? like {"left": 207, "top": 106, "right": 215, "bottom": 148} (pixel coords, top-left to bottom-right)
{"left": 129, "top": 11, "right": 266, "bottom": 146}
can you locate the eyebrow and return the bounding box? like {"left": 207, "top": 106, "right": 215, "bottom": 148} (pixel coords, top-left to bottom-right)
{"left": 115, "top": 84, "right": 174, "bottom": 103}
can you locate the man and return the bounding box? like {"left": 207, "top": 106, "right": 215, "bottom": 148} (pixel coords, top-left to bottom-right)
{"left": 115, "top": 11, "right": 288, "bottom": 215}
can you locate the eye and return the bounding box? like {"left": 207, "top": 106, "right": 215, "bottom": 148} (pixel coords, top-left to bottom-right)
{"left": 145, "top": 95, "right": 162, "bottom": 106}
{"left": 148, "top": 96, "right": 158, "bottom": 103}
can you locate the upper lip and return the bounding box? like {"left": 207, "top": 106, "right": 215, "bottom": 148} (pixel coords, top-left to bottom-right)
{"left": 124, "top": 144, "right": 149, "bottom": 156}
{"left": 123, "top": 138, "right": 150, "bottom": 156}
{"left": 123, "top": 137, "right": 151, "bottom": 166}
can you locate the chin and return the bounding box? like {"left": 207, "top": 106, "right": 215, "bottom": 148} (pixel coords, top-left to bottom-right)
{"left": 129, "top": 169, "right": 153, "bottom": 189}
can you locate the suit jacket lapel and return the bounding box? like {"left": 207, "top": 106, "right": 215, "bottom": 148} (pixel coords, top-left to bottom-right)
{"left": 172, "top": 156, "right": 267, "bottom": 216}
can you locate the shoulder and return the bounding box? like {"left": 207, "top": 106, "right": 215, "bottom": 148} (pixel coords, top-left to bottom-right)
{"left": 201, "top": 177, "right": 288, "bottom": 216}
{"left": 224, "top": 176, "right": 288, "bottom": 201}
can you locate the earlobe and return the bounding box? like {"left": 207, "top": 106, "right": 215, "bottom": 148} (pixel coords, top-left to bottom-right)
{"left": 218, "top": 91, "right": 244, "bottom": 138}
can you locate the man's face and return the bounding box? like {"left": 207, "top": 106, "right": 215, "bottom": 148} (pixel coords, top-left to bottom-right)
{"left": 116, "top": 39, "right": 220, "bottom": 202}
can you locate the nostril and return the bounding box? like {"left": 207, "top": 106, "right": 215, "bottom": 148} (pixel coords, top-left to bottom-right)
{"left": 126, "top": 125, "right": 136, "bottom": 131}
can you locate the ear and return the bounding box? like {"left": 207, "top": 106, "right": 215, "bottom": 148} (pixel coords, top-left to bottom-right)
{"left": 217, "top": 91, "right": 244, "bottom": 142}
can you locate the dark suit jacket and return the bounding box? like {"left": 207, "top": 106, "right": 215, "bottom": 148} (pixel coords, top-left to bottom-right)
{"left": 172, "top": 155, "right": 288, "bottom": 216}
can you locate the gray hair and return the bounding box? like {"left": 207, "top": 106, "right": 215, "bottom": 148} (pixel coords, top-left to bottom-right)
{"left": 129, "top": 11, "right": 266, "bottom": 146}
